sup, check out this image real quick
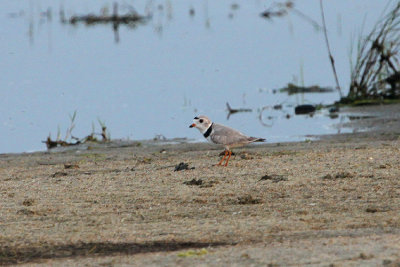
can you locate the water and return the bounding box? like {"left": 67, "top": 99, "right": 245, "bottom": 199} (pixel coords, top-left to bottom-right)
{"left": 0, "top": 0, "right": 389, "bottom": 153}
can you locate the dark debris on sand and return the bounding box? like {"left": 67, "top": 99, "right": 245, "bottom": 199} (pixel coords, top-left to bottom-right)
{"left": 174, "top": 162, "right": 195, "bottom": 171}
{"left": 259, "top": 174, "right": 288, "bottom": 183}
{"left": 183, "top": 179, "right": 203, "bottom": 186}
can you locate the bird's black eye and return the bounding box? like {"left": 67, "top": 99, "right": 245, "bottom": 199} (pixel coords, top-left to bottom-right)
{"left": 199, "top": 119, "right": 204, "bottom": 123}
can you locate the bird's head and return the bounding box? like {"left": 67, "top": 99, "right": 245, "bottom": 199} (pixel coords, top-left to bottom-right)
{"left": 189, "top": 115, "right": 212, "bottom": 134}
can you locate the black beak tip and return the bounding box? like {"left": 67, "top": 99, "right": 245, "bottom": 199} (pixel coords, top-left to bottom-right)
{"left": 189, "top": 125, "right": 193, "bottom": 128}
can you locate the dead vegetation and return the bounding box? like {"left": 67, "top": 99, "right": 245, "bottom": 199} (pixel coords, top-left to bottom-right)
{"left": 344, "top": 2, "right": 400, "bottom": 103}
{"left": 44, "top": 111, "right": 110, "bottom": 149}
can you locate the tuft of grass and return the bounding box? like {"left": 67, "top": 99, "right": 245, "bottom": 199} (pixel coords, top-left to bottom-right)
{"left": 347, "top": 2, "right": 400, "bottom": 101}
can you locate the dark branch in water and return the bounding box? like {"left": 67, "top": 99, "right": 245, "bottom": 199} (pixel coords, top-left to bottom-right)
{"left": 226, "top": 102, "right": 252, "bottom": 119}
{"left": 279, "top": 83, "right": 334, "bottom": 95}
{"left": 68, "top": 3, "right": 147, "bottom": 25}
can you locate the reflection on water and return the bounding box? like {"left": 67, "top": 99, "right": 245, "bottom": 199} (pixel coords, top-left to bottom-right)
{"left": 0, "top": 0, "right": 389, "bottom": 153}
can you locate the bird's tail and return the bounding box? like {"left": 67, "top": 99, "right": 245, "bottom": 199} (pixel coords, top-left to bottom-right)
{"left": 249, "top": 137, "right": 266, "bottom": 142}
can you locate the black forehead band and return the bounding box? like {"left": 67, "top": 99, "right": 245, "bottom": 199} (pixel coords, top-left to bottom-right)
{"left": 194, "top": 117, "right": 199, "bottom": 119}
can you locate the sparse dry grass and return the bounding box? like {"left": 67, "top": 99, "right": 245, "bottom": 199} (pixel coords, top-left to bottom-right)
{"left": 1, "top": 134, "right": 400, "bottom": 265}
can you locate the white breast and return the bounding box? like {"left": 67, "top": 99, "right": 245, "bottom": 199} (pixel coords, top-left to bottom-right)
{"left": 206, "top": 135, "right": 213, "bottom": 143}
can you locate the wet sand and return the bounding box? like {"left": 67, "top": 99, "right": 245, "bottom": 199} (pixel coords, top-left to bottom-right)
{"left": 1, "top": 104, "right": 400, "bottom": 266}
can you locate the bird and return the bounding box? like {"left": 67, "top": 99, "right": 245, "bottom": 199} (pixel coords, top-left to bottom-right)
{"left": 189, "top": 115, "right": 266, "bottom": 166}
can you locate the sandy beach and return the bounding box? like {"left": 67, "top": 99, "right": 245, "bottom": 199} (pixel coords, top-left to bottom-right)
{"left": 1, "top": 104, "right": 400, "bottom": 266}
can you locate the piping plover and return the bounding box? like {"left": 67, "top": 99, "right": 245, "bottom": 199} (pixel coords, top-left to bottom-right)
{"left": 189, "top": 115, "right": 265, "bottom": 166}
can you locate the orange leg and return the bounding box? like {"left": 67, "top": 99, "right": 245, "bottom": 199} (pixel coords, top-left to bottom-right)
{"left": 224, "top": 150, "right": 232, "bottom": 166}
{"left": 218, "top": 150, "right": 228, "bottom": 166}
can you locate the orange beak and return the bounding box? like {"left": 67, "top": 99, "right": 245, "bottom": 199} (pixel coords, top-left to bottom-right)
{"left": 189, "top": 123, "right": 196, "bottom": 128}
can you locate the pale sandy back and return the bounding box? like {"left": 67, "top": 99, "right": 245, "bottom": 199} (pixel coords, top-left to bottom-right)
{"left": 210, "top": 123, "right": 263, "bottom": 148}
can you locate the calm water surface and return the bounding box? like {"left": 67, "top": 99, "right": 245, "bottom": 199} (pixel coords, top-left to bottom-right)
{"left": 0, "top": 0, "right": 389, "bottom": 153}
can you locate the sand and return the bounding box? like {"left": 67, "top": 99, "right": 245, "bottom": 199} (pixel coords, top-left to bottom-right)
{"left": 1, "top": 104, "right": 400, "bottom": 266}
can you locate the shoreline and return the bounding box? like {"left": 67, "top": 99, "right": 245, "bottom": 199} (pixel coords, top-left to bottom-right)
{"left": 3, "top": 103, "right": 400, "bottom": 157}
{"left": 2, "top": 103, "right": 400, "bottom": 158}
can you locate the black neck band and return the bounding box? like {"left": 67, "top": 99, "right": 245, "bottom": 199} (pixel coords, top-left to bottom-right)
{"left": 203, "top": 123, "right": 213, "bottom": 138}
